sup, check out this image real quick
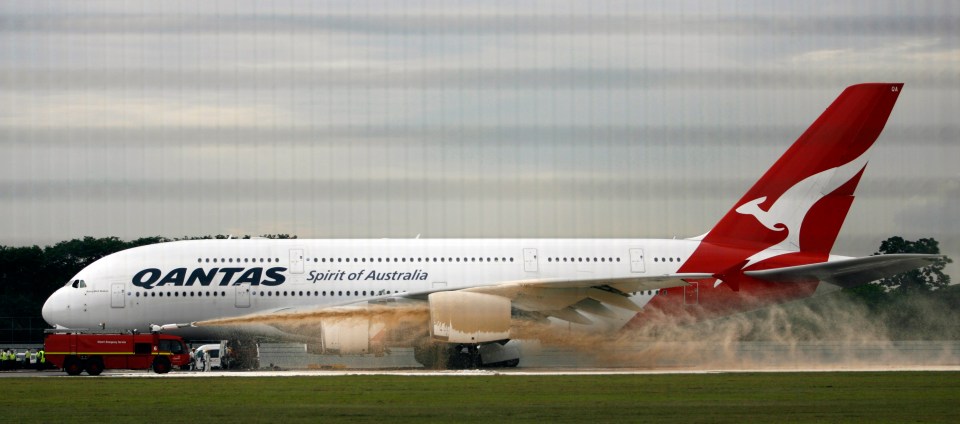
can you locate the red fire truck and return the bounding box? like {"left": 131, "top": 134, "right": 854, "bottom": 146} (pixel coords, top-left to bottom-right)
{"left": 44, "top": 330, "right": 191, "bottom": 375}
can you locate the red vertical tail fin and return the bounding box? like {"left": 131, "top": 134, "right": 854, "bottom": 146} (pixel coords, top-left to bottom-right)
{"left": 682, "top": 83, "right": 904, "bottom": 275}
{"left": 706, "top": 83, "right": 902, "bottom": 253}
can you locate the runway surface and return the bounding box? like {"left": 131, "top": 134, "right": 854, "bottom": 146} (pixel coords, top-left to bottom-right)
{"left": 4, "top": 364, "right": 960, "bottom": 378}
{"left": 4, "top": 340, "right": 957, "bottom": 378}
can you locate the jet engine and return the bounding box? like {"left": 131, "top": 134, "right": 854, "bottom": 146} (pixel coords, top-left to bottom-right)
{"left": 428, "top": 291, "right": 510, "bottom": 344}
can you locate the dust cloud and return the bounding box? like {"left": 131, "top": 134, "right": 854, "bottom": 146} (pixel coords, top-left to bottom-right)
{"left": 196, "top": 304, "right": 430, "bottom": 328}
{"left": 195, "top": 304, "right": 432, "bottom": 352}
{"left": 513, "top": 293, "right": 959, "bottom": 370}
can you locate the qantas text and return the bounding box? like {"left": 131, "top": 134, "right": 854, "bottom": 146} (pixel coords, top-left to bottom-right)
{"left": 132, "top": 267, "right": 287, "bottom": 289}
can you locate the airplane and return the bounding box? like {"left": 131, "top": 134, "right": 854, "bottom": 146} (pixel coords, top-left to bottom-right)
{"left": 41, "top": 82, "right": 941, "bottom": 368}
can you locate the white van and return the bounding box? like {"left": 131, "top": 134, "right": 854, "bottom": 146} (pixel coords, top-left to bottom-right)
{"left": 194, "top": 344, "right": 221, "bottom": 370}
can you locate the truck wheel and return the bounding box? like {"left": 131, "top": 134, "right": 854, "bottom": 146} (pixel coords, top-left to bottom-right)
{"left": 85, "top": 358, "right": 104, "bottom": 376}
{"left": 152, "top": 357, "right": 171, "bottom": 374}
{"left": 64, "top": 357, "right": 83, "bottom": 376}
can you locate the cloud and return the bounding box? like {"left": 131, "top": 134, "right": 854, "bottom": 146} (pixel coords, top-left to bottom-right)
{"left": 0, "top": 91, "right": 288, "bottom": 128}
{"left": 1, "top": 12, "right": 957, "bottom": 37}
{"left": 2, "top": 69, "right": 958, "bottom": 92}
{"left": 788, "top": 38, "right": 960, "bottom": 69}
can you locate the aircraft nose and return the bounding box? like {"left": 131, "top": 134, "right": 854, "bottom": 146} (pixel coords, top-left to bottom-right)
{"left": 42, "top": 289, "right": 62, "bottom": 327}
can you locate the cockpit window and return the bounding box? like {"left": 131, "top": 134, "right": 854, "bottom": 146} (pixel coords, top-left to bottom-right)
{"left": 68, "top": 280, "right": 87, "bottom": 289}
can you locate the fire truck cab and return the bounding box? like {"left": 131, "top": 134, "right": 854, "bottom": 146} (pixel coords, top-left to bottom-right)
{"left": 44, "top": 330, "right": 191, "bottom": 375}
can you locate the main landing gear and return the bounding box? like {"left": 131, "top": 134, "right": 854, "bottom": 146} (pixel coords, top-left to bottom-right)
{"left": 414, "top": 341, "right": 521, "bottom": 369}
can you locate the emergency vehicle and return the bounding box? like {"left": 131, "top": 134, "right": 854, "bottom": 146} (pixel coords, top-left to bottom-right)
{"left": 44, "top": 330, "right": 191, "bottom": 375}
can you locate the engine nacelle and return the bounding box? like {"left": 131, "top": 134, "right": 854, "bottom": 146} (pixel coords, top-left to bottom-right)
{"left": 429, "top": 291, "right": 510, "bottom": 344}
{"left": 320, "top": 317, "right": 373, "bottom": 354}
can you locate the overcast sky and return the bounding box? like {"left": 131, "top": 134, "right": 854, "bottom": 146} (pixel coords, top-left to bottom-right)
{"left": 1, "top": 1, "right": 957, "bottom": 274}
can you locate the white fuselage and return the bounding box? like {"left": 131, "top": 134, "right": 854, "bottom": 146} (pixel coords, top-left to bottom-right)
{"left": 42, "top": 238, "right": 707, "bottom": 335}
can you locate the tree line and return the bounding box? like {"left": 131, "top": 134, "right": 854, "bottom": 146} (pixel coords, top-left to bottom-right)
{"left": 0, "top": 235, "right": 953, "bottom": 343}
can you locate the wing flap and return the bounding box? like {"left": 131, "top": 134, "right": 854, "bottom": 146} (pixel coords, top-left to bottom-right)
{"left": 744, "top": 254, "right": 942, "bottom": 288}
{"left": 466, "top": 273, "right": 704, "bottom": 293}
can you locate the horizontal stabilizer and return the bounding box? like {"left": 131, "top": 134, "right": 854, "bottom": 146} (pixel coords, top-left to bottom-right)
{"left": 744, "top": 254, "right": 942, "bottom": 288}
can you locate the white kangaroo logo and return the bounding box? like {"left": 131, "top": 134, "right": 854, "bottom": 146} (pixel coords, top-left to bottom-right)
{"left": 735, "top": 196, "right": 786, "bottom": 233}
{"left": 735, "top": 154, "right": 869, "bottom": 267}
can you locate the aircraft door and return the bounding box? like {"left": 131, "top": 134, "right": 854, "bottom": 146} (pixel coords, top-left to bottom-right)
{"left": 111, "top": 283, "right": 125, "bottom": 308}
{"left": 684, "top": 282, "right": 699, "bottom": 305}
{"left": 629, "top": 248, "right": 646, "bottom": 273}
{"left": 523, "top": 248, "right": 538, "bottom": 272}
{"left": 235, "top": 283, "right": 251, "bottom": 308}
{"left": 290, "top": 249, "right": 304, "bottom": 274}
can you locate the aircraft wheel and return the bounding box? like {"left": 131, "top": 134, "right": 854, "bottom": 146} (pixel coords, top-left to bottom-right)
{"left": 447, "top": 345, "right": 481, "bottom": 369}
{"left": 414, "top": 342, "right": 447, "bottom": 369}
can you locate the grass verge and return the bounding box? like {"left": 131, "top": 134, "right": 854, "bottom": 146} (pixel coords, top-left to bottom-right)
{"left": 2, "top": 372, "right": 957, "bottom": 423}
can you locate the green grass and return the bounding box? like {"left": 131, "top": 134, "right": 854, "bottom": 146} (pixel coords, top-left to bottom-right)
{"left": 2, "top": 372, "right": 958, "bottom": 423}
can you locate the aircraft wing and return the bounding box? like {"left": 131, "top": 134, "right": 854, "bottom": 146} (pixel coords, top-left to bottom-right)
{"left": 458, "top": 273, "right": 709, "bottom": 325}
{"left": 744, "top": 254, "right": 943, "bottom": 288}
{"left": 196, "top": 273, "right": 705, "bottom": 331}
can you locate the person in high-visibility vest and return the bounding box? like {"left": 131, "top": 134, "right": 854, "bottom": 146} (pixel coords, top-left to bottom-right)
{"left": 0, "top": 350, "right": 6, "bottom": 371}
{"left": 36, "top": 349, "right": 45, "bottom": 371}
